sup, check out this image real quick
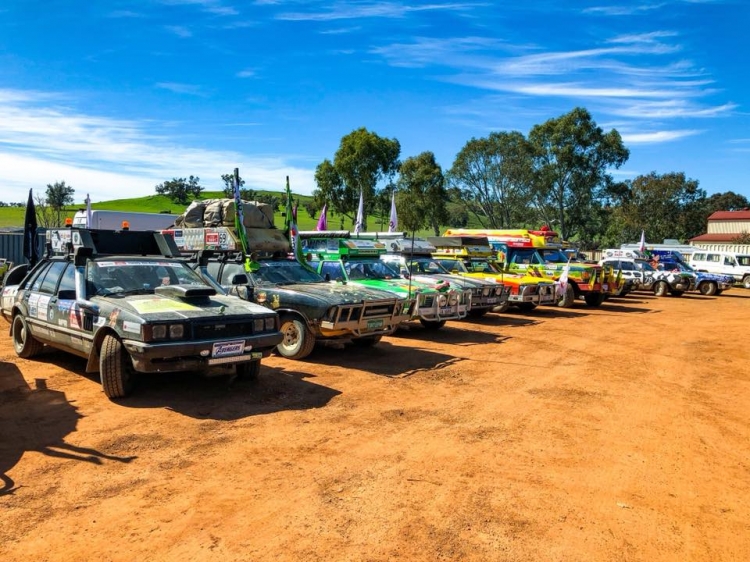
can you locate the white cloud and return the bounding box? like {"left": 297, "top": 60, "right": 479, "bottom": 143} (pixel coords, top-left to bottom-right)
{"left": 236, "top": 69, "right": 256, "bottom": 78}
{"left": 620, "top": 130, "right": 701, "bottom": 143}
{"left": 155, "top": 82, "right": 207, "bottom": 96}
{"left": 277, "top": 1, "right": 480, "bottom": 21}
{"left": 165, "top": 25, "right": 193, "bottom": 38}
{"left": 0, "top": 89, "right": 315, "bottom": 203}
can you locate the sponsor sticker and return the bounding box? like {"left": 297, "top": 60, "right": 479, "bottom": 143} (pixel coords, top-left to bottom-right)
{"left": 122, "top": 320, "right": 141, "bottom": 335}
{"left": 211, "top": 340, "right": 245, "bottom": 358}
{"left": 129, "top": 298, "right": 200, "bottom": 314}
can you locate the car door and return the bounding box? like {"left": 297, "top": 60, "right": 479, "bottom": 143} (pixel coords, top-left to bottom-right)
{"left": 28, "top": 260, "right": 68, "bottom": 345}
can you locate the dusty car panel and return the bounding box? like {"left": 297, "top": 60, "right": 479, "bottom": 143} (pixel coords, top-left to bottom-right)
{"left": 2, "top": 228, "right": 282, "bottom": 399}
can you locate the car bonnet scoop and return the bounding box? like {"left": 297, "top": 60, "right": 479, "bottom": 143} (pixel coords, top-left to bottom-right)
{"left": 154, "top": 285, "right": 216, "bottom": 299}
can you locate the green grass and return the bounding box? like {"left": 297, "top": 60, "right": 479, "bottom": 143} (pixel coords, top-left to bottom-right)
{"left": 0, "top": 190, "right": 484, "bottom": 236}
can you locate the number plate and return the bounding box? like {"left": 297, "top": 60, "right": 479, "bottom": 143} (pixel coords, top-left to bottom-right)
{"left": 440, "top": 306, "right": 454, "bottom": 314}
{"left": 212, "top": 340, "right": 245, "bottom": 358}
{"left": 487, "top": 297, "right": 498, "bottom": 304}
{"left": 366, "top": 318, "right": 384, "bottom": 330}
{"left": 602, "top": 284, "right": 609, "bottom": 291}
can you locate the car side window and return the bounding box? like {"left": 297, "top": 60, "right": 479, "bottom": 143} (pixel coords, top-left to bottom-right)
{"left": 29, "top": 263, "right": 53, "bottom": 292}
{"left": 724, "top": 256, "right": 735, "bottom": 266}
{"left": 57, "top": 264, "right": 76, "bottom": 295}
{"left": 220, "top": 263, "right": 245, "bottom": 284}
{"left": 320, "top": 262, "right": 344, "bottom": 281}
{"left": 39, "top": 261, "right": 68, "bottom": 294}
{"left": 206, "top": 261, "right": 222, "bottom": 281}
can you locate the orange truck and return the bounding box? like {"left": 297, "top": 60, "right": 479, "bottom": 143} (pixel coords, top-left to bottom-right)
{"left": 443, "top": 228, "right": 619, "bottom": 308}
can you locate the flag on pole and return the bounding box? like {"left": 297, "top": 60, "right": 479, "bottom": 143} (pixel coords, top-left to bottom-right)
{"left": 638, "top": 230, "right": 646, "bottom": 253}
{"left": 388, "top": 191, "right": 398, "bottom": 233}
{"left": 285, "top": 177, "right": 316, "bottom": 272}
{"left": 557, "top": 258, "right": 571, "bottom": 298}
{"left": 316, "top": 203, "right": 328, "bottom": 231}
{"left": 231, "top": 168, "right": 254, "bottom": 272}
{"left": 23, "top": 189, "right": 39, "bottom": 266}
{"left": 85, "top": 193, "right": 92, "bottom": 227}
{"left": 354, "top": 190, "right": 364, "bottom": 234}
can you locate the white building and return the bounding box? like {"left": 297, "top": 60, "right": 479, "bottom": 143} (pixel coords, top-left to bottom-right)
{"left": 690, "top": 210, "right": 750, "bottom": 254}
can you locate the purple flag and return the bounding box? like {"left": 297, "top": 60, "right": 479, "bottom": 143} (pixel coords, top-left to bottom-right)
{"left": 316, "top": 203, "right": 328, "bottom": 231}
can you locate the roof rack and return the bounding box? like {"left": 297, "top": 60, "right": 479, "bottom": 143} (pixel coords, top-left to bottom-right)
{"left": 46, "top": 228, "right": 182, "bottom": 258}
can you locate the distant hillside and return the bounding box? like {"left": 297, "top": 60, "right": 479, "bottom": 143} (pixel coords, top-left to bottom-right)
{"left": 0, "top": 190, "right": 487, "bottom": 234}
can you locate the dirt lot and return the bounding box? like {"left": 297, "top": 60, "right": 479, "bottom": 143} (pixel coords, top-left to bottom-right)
{"left": 1, "top": 290, "right": 749, "bottom": 562}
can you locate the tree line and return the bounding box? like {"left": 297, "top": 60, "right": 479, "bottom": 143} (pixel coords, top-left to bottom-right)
{"left": 24, "top": 106, "right": 748, "bottom": 243}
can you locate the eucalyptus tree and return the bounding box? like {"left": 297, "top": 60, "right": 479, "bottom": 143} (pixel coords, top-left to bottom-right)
{"left": 528, "top": 107, "right": 629, "bottom": 241}
{"left": 447, "top": 131, "right": 534, "bottom": 228}
{"left": 312, "top": 127, "right": 401, "bottom": 230}
{"left": 396, "top": 152, "right": 448, "bottom": 235}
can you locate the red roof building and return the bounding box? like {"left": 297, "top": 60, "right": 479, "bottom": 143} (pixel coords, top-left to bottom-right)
{"left": 690, "top": 209, "right": 750, "bottom": 249}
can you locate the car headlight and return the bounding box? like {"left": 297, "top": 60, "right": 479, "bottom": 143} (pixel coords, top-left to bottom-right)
{"left": 438, "top": 294, "right": 448, "bottom": 306}
{"left": 581, "top": 271, "right": 591, "bottom": 282}
{"left": 254, "top": 318, "right": 265, "bottom": 333}
{"left": 169, "top": 324, "right": 184, "bottom": 339}
{"left": 265, "top": 316, "right": 276, "bottom": 331}
{"left": 152, "top": 324, "right": 167, "bottom": 340}
{"left": 448, "top": 292, "right": 458, "bottom": 306}
{"left": 482, "top": 287, "right": 491, "bottom": 296}
{"left": 494, "top": 287, "right": 503, "bottom": 296}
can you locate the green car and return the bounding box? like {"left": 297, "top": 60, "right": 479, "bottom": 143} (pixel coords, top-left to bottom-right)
{"left": 301, "top": 233, "right": 466, "bottom": 329}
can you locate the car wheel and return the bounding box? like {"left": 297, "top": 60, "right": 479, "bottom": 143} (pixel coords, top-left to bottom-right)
{"left": 100, "top": 334, "right": 135, "bottom": 398}
{"left": 517, "top": 302, "right": 537, "bottom": 312}
{"left": 715, "top": 289, "right": 723, "bottom": 296}
{"left": 584, "top": 293, "right": 606, "bottom": 307}
{"left": 670, "top": 290, "right": 684, "bottom": 297}
{"left": 236, "top": 360, "right": 261, "bottom": 381}
{"left": 653, "top": 281, "right": 669, "bottom": 297}
{"left": 743, "top": 276, "right": 750, "bottom": 289}
{"left": 557, "top": 283, "right": 575, "bottom": 308}
{"left": 277, "top": 316, "right": 315, "bottom": 359}
{"left": 420, "top": 319, "right": 446, "bottom": 330}
{"left": 12, "top": 315, "right": 44, "bottom": 358}
{"left": 699, "top": 281, "right": 717, "bottom": 296}
{"left": 351, "top": 335, "right": 382, "bottom": 347}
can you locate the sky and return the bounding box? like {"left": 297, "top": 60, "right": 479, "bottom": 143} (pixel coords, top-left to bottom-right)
{"left": 1, "top": 0, "right": 748, "bottom": 206}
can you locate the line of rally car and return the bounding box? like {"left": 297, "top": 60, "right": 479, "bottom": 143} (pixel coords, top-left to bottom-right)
{"left": 1, "top": 221, "right": 735, "bottom": 399}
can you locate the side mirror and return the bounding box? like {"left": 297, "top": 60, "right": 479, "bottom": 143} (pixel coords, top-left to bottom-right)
{"left": 230, "top": 273, "right": 249, "bottom": 285}
{"left": 57, "top": 289, "right": 76, "bottom": 300}
{"left": 324, "top": 273, "right": 331, "bottom": 282}
{"left": 73, "top": 246, "right": 94, "bottom": 267}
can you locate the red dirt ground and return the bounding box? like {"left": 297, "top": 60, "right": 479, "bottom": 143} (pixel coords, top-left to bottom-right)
{"left": 1, "top": 290, "right": 749, "bottom": 561}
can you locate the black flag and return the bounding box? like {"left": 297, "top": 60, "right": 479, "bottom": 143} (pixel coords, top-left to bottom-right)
{"left": 23, "top": 189, "right": 39, "bottom": 266}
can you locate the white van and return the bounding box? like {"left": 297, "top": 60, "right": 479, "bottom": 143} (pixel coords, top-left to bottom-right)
{"left": 689, "top": 251, "right": 750, "bottom": 288}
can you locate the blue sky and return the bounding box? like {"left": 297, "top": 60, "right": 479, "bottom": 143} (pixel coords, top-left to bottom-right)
{"left": 1, "top": 0, "right": 748, "bottom": 205}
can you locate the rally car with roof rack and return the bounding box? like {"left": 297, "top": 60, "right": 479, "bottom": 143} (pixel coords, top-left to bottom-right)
{"left": 1, "top": 228, "right": 282, "bottom": 399}
{"left": 300, "top": 232, "right": 467, "bottom": 329}
{"left": 164, "top": 225, "right": 411, "bottom": 359}
{"left": 598, "top": 249, "right": 694, "bottom": 297}
{"left": 427, "top": 236, "right": 558, "bottom": 312}
{"left": 443, "top": 227, "right": 619, "bottom": 307}
{"left": 378, "top": 236, "right": 510, "bottom": 317}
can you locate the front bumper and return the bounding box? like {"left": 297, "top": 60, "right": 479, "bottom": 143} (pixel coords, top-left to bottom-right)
{"left": 320, "top": 298, "right": 409, "bottom": 337}
{"left": 124, "top": 331, "right": 283, "bottom": 373}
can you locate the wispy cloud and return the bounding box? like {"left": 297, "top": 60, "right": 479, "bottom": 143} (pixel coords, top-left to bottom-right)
{"left": 159, "top": 0, "right": 239, "bottom": 16}
{"left": 155, "top": 82, "right": 207, "bottom": 96}
{"left": 620, "top": 129, "right": 701, "bottom": 143}
{"left": 236, "top": 69, "right": 256, "bottom": 78}
{"left": 0, "top": 89, "right": 315, "bottom": 202}
{"left": 107, "top": 10, "right": 146, "bottom": 18}
{"left": 583, "top": 3, "right": 665, "bottom": 16}
{"left": 165, "top": 25, "right": 193, "bottom": 38}
{"left": 277, "top": 1, "right": 480, "bottom": 22}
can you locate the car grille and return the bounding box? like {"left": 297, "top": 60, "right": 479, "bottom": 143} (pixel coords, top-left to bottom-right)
{"left": 192, "top": 320, "right": 263, "bottom": 339}
{"left": 332, "top": 300, "right": 400, "bottom": 324}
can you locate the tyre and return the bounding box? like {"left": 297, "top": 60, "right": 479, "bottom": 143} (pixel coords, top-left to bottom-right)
{"left": 670, "top": 290, "right": 684, "bottom": 297}
{"left": 698, "top": 281, "right": 717, "bottom": 296}
{"left": 99, "top": 334, "right": 135, "bottom": 398}
{"left": 715, "top": 289, "right": 723, "bottom": 296}
{"left": 236, "top": 360, "right": 261, "bottom": 381}
{"left": 653, "top": 281, "right": 669, "bottom": 297}
{"left": 351, "top": 335, "right": 382, "bottom": 347}
{"left": 420, "top": 319, "right": 446, "bottom": 330}
{"left": 492, "top": 301, "right": 511, "bottom": 314}
{"left": 584, "top": 293, "right": 606, "bottom": 307}
{"left": 469, "top": 308, "right": 490, "bottom": 317}
{"left": 517, "top": 302, "right": 537, "bottom": 312}
{"left": 743, "top": 276, "right": 750, "bottom": 289}
{"left": 557, "top": 283, "right": 575, "bottom": 308}
{"left": 277, "top": 316, "right": 315, "bottom": 359}
{"left": 12, "top": 315, "right": 44, "bottom": 358}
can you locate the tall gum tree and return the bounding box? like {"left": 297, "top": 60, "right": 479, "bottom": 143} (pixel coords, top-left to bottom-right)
{"left": 396, "top": 152, "right": 448, "bottom": 235}
{"left": 312, "top": 128, "right": 400, "bottom": 230}
{"left": 447, "top": 131, "right": 534, "bottom": 228}
{"left": 528, "top": 107, "right": 629, "bottom": 240}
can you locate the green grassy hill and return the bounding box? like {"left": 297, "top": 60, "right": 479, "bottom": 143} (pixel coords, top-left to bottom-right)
{"left": 0, "top": 190, "right": 486, "bottom": 235}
